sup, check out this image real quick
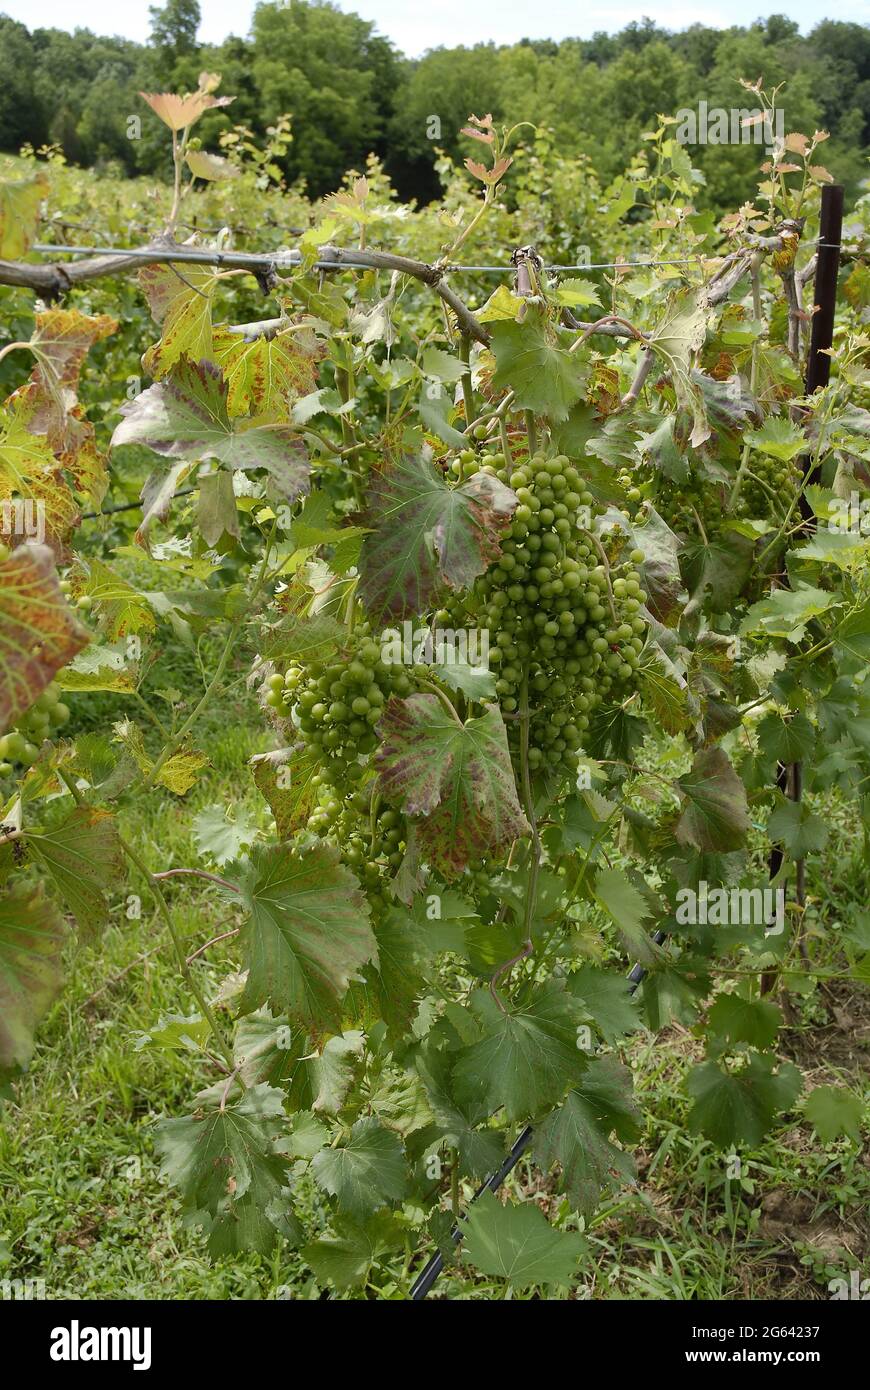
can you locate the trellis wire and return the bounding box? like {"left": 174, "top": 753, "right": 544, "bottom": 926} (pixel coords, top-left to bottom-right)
{"left": 29, "top": 242, "right": 841, "bottom": 276}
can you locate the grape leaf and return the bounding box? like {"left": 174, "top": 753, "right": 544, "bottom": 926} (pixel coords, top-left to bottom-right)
{"left": 237, "top": 842, "right": 377, "bottom": 1028}
{"left": 192, "top": 805, "right": 258, "bottom": 867}
{"left": 30, "top": 309, "right": 118, "bottom": 393}
{"left": 624, "top": 505, "right": 685, "bottom": 625}
{"left": 302, "top": 1211, "right": 406, "bottom": 1290}
{"left": 374, "top": 694, "right": 530, "bottom": 879}
{"left": 803, "top": 1085, "right": 863, "bottom": 1143}
{"left": 686, "top": 1053, "right": 801, "bottom": 1146}
{"left": 139, "top": 89, "right": 234, "bottom": 132}
{"left": 676, "top": 748, "right": 750, "bottom": 852}
{"left": 112, "top": 357, "right": 310, "bottom": 501}
{"left": 593, "top": 866, "right": 657, "bottom": 962}
{"left": 72, "top": 557, "right": 156, "bottom": 640}
{"left": 0, "top": 545, "right": 89, "bottom": 735}
{"left": 568, "top": 965, "right": 641, "bottom": 1042}
{"left": 0, "top": 884, "right": 66, "bottom": 1070}
{"left": 745, "top": 416, "right": 806, "bottom": 461}
{"left": 767, "top": 797, "right": 829, "bottom": 858}
{"left": 26, "top": 806, "right": 123, "bottom": 936}
{"left": 251, "top": 743, "right": 321, "bottom": 838}
{"left": 197, "top": 470, "right": 239, "bottom": 547}
{"left": 154, "top": 1081, "right": 297, "bottom": 1256}
{"left": 139, "top": 262, "right": 217, "bottom": 378}
{"left": 0, "top": 395, "right": 81, "bottom": 555}
{"left": 452, "top": 983, "right": 585, "bottom": 1122}
{"left": 461, "top": 1190, "right": 586, "bottom": 1287}
{"left": 211, "top": 326, "right": 319, "bottom": 417}
{"left": 311, "top": 1117, "right": 406, "bottom": 1217}
{"left": 534, "top": 1058, "right": 640, "bottom": 1216}
{"left": 0, "top": 173, "right": 48, "bottom": 258}
{"left": 648, "top": 294, "right": 712, "bottom": 447}
{"left": 415, "top": 1039, "right": 506, "bottom": 1178}
{"left": 490, "top": 307, "right": 586, "bottom": 423}
{"left": 757, "top": 711, "right": 815, "bottom": 764}
{"left": 706, "top": 993, "right": 782, "bottom": 1049}
{"left": 356, "top": 448, "right": 516, "bottom": 621}
{"left": 740, "top": 583, "right": 835, "bottom": 644}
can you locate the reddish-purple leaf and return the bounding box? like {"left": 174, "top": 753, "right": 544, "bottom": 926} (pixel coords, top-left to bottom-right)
{"left": 375, "top": 695, "right": 530, "bottom": 879}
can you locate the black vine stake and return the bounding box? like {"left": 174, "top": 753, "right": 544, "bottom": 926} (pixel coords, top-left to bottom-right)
{"left": 762, "top": 183, "right": 843, "bottom": 994}
{"left": 798, "top": 182, "right": 845, "bottom": 521}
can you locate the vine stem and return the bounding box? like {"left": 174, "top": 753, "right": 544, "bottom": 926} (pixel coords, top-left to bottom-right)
{"left": 0, "top": 340, "right": 34, "bottom": 367}
{"left": 152, "top": 868, "right": 240, "bottom": 893}
{"left": 459, "top": 333, "right": 475, "bottom": 429}
{"left": 524, "top": 410, "right": 537, "bottom": 457}
{"left": 491, "top": 670, "right": 540, "bottom": 1009}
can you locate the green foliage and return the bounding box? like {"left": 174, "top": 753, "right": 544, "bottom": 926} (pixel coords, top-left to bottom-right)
{"left": 1, "top": 66, "right": 868, "bottom": 1301}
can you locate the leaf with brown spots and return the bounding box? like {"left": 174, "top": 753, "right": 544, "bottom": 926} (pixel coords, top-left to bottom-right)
{"left": 31, "top": 309, "right": 118, "bottom": 392}
{"left": 139, "top": 262, "right": 217, "bottom": 378}
{"left": 0, "top": 545, "right": 89, "bottom": 734}
{"left": 357, "top": 449, "right": 516, "bottom": 622}
{"left": 0, "top": 395, "right": 81, "bottom": 557}
{"left": 374, "top": 695, "right": 530, "bottom": 879}
{"left": 212, "top": 327, "right": 319, "bottom": 418}
{"left": 112, "top": 357, "right": 309, "bottom": 502}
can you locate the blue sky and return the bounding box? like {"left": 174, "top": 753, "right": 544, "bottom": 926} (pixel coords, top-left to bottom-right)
{"left": 2, "top": 0, "right": 869, "bottom": 56}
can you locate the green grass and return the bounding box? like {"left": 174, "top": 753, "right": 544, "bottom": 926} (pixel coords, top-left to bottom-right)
{"left": 1, "top": 686, "right": 868, "bottom": 1301}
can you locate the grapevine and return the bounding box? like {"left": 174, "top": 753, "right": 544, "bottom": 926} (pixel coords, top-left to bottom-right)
{"left": 0, "top": 74, "right": 868, "bottom": 1304}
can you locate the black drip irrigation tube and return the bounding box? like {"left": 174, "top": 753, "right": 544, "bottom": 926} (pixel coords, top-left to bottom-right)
{"left": 410, "top": 929, "right": 668, "bottom": 1300}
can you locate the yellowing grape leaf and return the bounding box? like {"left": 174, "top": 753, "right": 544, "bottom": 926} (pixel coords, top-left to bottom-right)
{"left": 375, "top": 695, "right": 529, "bottom": 879}
{"left": 211, "top": 327, "right": 319, "bottom": 418}
{"left": 0, "top": 545, "right": 89, "bottom": 734}
{"left": 71, "top": 558, "right": 156, "bottom": 639}
{"left": 185, "top": 150, "right": 239, "bottom": 181}
{"left": 0, "top": 173, "right": 48, "bottom": 258}
{"left": 0, "top": 395, "right": 81, "bottom": 556}
{"left": 158, "top": 750, "right": 209, "bottom": 795}
{"left": 0, "top": 884, "right": 66, "bottom": 1070}
{"left": 139, "top": 90, "right": 234, "bottom": 132}
{"left": 30, "top": 309, "right": 118, "bottom": 392}
{"left": 139, "top": 261, "right": 217, "bottom": 378}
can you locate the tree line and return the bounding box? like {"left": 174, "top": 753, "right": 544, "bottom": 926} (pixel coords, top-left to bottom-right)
{"left": 0, "top": 0, "right": 868, "bottom": 209}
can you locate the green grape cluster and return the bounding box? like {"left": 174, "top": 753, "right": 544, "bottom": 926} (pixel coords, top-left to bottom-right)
{"left": 444, "top": 449, "right": 649, "bottom": 774}
{"left": 734, "top": 453, "right": 800, "bottom": 520}
{"left": 617, "top": 464, "right": 727, "bottom": 535}
{"left": 0, "top": 682, "right": 71, "bottom": 778}
{"left": 266, "top": 623, "right": 416, "bottom": 780}
{"left": 263, "top": 623, "right": 412, "bottom": 888}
